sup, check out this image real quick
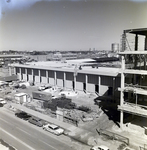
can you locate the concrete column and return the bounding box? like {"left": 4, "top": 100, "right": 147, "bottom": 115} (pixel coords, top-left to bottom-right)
{"left": 25, "top": 68, "right": 28, "bottom": 81}
{"left": 113, "top": 77, "right": 115, "bottom": 100}
{"left": 98, "top": 76, "right": 101, "bottom": 96}
{"left": 128, "top": 76, "right": 132, "bottom": 100}
{"left": 120, "top": 55, "right": 125, "bottom": 129}
{"left": 32, "top": 69, "right": 34, "bottom": 76}
{"left": 144, "top": 55, "right": 146, "bottom": 70}
{"left": 73, "top": 65, "right": 78, "bottom": 91}
{"left": 85, "top": 74, "right": 88, "bottom": 92}
{"left": 120, "top": 56, "right": 125, "bottom": 105}
{"left": 134, "top": 34, "right": 138, "bottom": 84}
{"left": 19, "top": 68, "right": 22, "bottom": 80}
{"left": 144, "top": 35, "right": 147, "bottom": 50}
{"left": 54, "top": 71, "right": 57, "bottom": 86}
{"left": 14, "top": 67, "right": 16, "bottom": 75}
{"left": 74, "top": 74, "right": 76, "bottom": 91}
{"left": 38, "top": 69, "right": 41, "bottom": 83}
{"left": 32, "top": 69, "right": 34, "bottom": 82}
{"left": 120, "top": 111, "right": 124, "bottom": 129}
{"left": 63, "top": 72, "right": 66, "bottom": 90}
{"left": 135, "top": 34, "right": 138, "bottom": 51}
{"left": 9, "top": 66, "right": 12, "bottom": 76}
{"left": 46, "top": 70, "right": 49, "bottom": 83}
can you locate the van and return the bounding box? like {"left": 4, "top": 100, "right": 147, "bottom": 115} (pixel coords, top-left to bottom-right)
{"left": 90, "top": 145, "right": 110, "bottom": 150}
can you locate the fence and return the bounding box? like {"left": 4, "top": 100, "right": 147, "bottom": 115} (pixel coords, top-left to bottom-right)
{"left": 96, "top": 128, "right": 129, "bottom": 145}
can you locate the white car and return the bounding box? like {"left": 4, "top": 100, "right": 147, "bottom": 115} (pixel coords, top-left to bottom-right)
{"left": 90, "top": 145, "right": 110, "bottom": 150}
{"left": 38, "top": 85, "right": 46, "bottom": 91}
{"left": 38, "top": 85, "right": 51, "bottom": 91}
{"left": 0, "top": 98, "right": 7, "bottom": 105}
{"left": 43, "top": 123, "right": 64, "bottom": 135}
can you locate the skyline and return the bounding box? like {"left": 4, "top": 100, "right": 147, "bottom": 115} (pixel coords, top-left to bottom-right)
{"left": 0, "top": 0, "right": 147, "bottom": 51}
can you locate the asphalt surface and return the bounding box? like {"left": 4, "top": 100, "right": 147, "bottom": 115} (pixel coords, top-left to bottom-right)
{"left": 0, "top": 107, "right": 90, "bottom": 150}
{"left": 7, "top": 103, "right": 122, "bottom": 149}
{"left": 1, "top": 99, "right": 147, "bottom": 150}
{"left": 12, "top": 103, "right": 147, "bottom": 150}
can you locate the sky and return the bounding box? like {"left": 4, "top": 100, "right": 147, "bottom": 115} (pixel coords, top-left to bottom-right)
{"left": 0, "top": 0, "right": 147, "bottom": 51}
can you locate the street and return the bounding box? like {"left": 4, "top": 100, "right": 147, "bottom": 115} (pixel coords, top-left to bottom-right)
{"left": 0, "top": 107, "right": 78, "bottom": 150}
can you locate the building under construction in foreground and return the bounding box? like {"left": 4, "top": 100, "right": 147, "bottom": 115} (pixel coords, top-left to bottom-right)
{"left": 118, "top": 28, "right": 147, "bottom": 130}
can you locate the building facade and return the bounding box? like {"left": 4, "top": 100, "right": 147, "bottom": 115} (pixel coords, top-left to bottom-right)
{"left": 9, "top": 60, "right": 121, "bottom": 99}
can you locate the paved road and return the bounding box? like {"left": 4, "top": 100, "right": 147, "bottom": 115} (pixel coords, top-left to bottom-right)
{"left": 0, "top": 107, "right": 77, "bottom": 150}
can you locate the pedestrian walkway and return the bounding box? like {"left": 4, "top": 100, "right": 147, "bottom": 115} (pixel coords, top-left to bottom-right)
{"left": 10, "top": 103, "right": 75, "bottom": 132}
{"left": 9, "top": 103, "right": 104, "bottom": 147}
{"left": 8, "top": 103, "right": 147, "bottom": 150}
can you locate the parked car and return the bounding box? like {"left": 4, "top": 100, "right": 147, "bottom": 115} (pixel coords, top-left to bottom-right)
{"left": 38, "top": 85, "right": 46, "bottom": 91}
{"left": 15, "top": 111, "right": 31, "bottom": 120}
{"left": 117, "top": 144, "right": 134, "bottom": 150}
{"left": 38, "top": 85, "right": 52, "bottom": 91}
{"left": 42, "top": 123, "right": 64, "bottom": 135}
{"left": 28, "top": 116, "right": 43, "bottom": 127}
{"left": 0, "top": 98, "right": 7, "bottom": 105}
{"left": 0, "top": 81, "right": 8, "bottom": 86}
{"left": 90, "top": 145, "right": 110, "bottom": 150}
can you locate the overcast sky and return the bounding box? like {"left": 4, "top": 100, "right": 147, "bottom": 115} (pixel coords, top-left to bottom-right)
{"left": 0, "top": 0, "right": 147, "bottom": 51}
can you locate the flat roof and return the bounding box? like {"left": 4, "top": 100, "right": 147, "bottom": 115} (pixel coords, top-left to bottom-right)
{"left": 119, "top": 51, "right": 147, "bottom": 55}
{"left": 124, "top": 28, "right": 147, "bottom": 36}
{"left": 10, "top": 61, "right": 120, "bottom": 77}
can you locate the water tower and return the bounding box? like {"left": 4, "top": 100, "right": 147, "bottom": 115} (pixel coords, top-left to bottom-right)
{"left": 111, "top": 43, "right": 119, "bottom": 52}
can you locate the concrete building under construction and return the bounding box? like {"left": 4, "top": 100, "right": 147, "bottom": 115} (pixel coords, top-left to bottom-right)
{"left": 118, "top": 28, "right": 147, "bottom": 129}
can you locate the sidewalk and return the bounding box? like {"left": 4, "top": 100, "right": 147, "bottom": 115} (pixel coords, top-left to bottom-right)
{"left": 7, "top": 104, "right": 117, "bottom": 149}
{"left": 7, "top": 103, "right": 147, "bottom": 150}
{"left": 10, "top": 103, "right": 76, "bottom": 133}
{"left": 9, "top": 103, "right": 111, "bottom": 146}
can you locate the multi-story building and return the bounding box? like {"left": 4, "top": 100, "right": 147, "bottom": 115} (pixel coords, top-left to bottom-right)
{"left": 118, "top": 28, "right": 147, "bottom": 129}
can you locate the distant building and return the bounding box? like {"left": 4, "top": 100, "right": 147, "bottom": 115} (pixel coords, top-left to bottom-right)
{"left": 0, "top": 55, "right": 23, "bottom": 62}
{"left": 47, "top": 52, "right": 77, "bottom": 61}
{"left": 111, "top": 43, "right": 119, "bottom": 52}
{"left": 0, "top": 55, "right": 24, "bottom": 67}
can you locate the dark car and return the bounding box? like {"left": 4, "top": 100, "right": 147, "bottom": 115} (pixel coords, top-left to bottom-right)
{"left": 28, "top": 116, "right": 43, "bottom": 127}
{"left": 0, "top": 103, "right": 3, "bottom": 107}
{"left": 15, "top": 111, "right": 31, "bottom": 120}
